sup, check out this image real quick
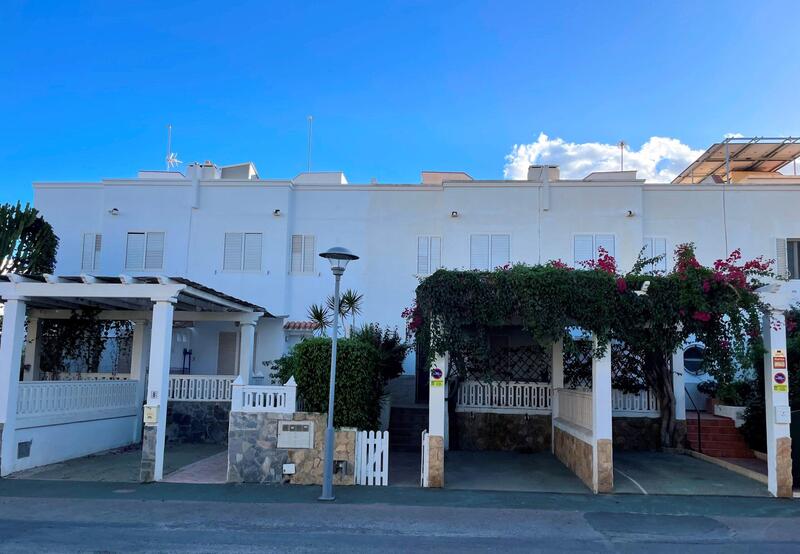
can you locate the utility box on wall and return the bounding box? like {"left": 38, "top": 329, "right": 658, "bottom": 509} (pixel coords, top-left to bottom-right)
{"left": 277, "top": 421, "right": 314, "bottom": 449}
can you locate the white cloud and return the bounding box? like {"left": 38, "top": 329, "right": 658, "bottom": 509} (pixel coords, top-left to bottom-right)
{"left": 503, "top": 133, "right": 705, "bottom": 183}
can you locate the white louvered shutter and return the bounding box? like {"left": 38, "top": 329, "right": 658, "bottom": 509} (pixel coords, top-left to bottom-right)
{"left": 470, "top": 234, "right": 490, "bottom": 270}
{"left": 417, "top": 237, "right": 430, "bottom": 274}
{"left": 301, "top": 235, "right": 315, "bottom": 272}
{"left": 573, "top": 235, "right": 594, "bottom": 266}
{"left": 144, "top": 232, "right": 165, "bottom": 270}
{"left": 291, "top": 235, "right": 304, "bottom": 273}
{"left": 243, "top": 233, "right": 262, "bottom": 271}
{"left": 82, "top": 233, "right": 101, "bottom": 270}
{"left": 224, "top": 233, "right": 243, "bottom": 270}
{"left": 490, "top": 234, "right": 510, "bottom": 268}
{"left": 595, "top": 234, "right": 615, "bottom": 258}
{"left": 125, "top": 233, "right": 146, "bottom": 270}
{"left": 653, "top": 238, "right": 667, "bottom": 272}
{"left": 776, "top": 238, "right": 789, "bottom": 279}
{"left": 430, "top": 237, "right": 442, "bottom": 272}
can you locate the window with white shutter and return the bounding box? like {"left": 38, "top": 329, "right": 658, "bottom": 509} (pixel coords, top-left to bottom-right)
{"left": 470, "top": 234, "right": 510, "bottom": 270}
{"left": 785, "top": 238, "right": 800, "bottom": 280}
{"left": 417, "top": 236, "right": 442, "bottom": 275}
{"left": 573, "top": 233, "right": 616, "bottom": 267}
{"left": 642, "top": 237, "right": 668, "bottom": 273}
{"left": 291, "top": 235, "right": 315, "bottom": 273}
{"left": 81, "top": 233, "right": 102, "bottom": 271}
{"left": 223, "top": 232, "right": 262, "bottom": 271}
{"left": 125, "top": 232, "right": 165, "bottom": 270}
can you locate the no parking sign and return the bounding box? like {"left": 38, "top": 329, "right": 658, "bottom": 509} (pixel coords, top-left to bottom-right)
{"left": 430, "top": 366, "right": 444, "bottom": 387}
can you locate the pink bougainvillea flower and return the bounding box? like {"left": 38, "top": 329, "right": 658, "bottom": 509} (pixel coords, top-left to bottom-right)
{"left": 692, "top": 311, "right": 712, "bottom": 322}
{"left": 616, "top": 278, "right": 627, "bottom": 293}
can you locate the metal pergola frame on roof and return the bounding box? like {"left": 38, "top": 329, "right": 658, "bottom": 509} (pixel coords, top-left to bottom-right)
{"left": 672, "top": 136, "right": 800, "bottom": 185}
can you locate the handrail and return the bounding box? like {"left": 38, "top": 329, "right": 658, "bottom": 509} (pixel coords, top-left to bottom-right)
{"left": 685, "top": 385, "right": 701, "bottom": 453}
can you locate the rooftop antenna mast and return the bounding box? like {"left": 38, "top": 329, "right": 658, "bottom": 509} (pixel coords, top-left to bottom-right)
{"left": 617, "top": 140, "right": 626, "bottom": 171}
{"left": 165, "top": 124, "right": 182, "bottom": 169}
{"left": 307, "top": 115, "right": 313, "bottom": 172}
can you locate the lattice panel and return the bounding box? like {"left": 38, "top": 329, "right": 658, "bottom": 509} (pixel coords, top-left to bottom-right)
{"left": 465, "top": 344, "right": 551, "bottom": 383}
{"left": 563, "top": 340, "right": 647, "bottom": 391}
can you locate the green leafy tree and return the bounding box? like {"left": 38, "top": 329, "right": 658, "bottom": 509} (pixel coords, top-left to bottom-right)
{"left": 0, "top": 202, "right": 58, "bottom": 275}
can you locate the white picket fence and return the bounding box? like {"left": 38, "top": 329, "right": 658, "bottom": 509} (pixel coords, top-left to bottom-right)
{"left": 456, "top": 381, "right": 551, "bottom": 413}
{"left": 230, "top": 376, "right": 297, "bottom": 414}
{"left": 556, "top": 388, "right": 593, "bottom": 430}
{"left": 168, "top": 375, "right": 235, "bottom": 402}
{"left": 355, "top": 430, "right": 390, "bottom": 486}
{"left": 16, "top": 380, "right": 139, "bottom": 426}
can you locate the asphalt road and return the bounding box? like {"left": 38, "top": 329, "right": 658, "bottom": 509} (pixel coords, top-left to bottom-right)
{"left": 0, "top": 484, "right": 799, "bottom": 553}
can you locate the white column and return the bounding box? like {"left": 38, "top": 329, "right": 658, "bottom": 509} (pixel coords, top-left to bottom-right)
{"left": 0, "top": 299, "right": 27, "bottom": 476}
{"left": 129, "top": 320, "right": 150, "bottom": 442}
{"left": 22, "top": 316, "right": 41, "bottom": 382}
{"left": 762, "top": 310, "right": 792, "bottom": 497}
{"left": 142, "top": 300, "right": 175, "bottom": 481}
{"left": 551, "top": 338, "right": 564, "bottom": 453}
{"left": 237, "top": 320, "right": 257, "bottom": 385}
{"left": 591, "top": 335, "right": 613, "bottom": 493}
{"left": 428, "top": 353, "right": 447, "bottom": 437}
{"left": 672, "top": 349, "right": 686, "bottom": 421}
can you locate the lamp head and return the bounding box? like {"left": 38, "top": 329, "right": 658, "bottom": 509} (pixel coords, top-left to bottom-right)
{"left": 319, "top": 246, "right": 359, "bottom": 274}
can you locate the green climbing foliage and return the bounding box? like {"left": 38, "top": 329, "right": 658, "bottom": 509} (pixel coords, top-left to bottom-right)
{"left": 0, "top": 202, "right": 59, "bottom": 275}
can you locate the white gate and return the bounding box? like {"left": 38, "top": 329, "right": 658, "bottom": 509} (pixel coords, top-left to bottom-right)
{"left": 420, "top": 430, "right": 429, "bottom": 487}
{"left": 355, "top": 430, "right": 389, "bottom": 486}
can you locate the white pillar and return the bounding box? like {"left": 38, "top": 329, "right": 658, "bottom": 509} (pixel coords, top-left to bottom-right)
{"left": 129, "top": 320, "right": 150, "bottom": 442}
{"left": 672, "top": 349, "right": 686, "bottom": 421}
{"left": 0, "top": 299, "right": 27, "bottom": 476}
{"left": 591, "top": 336, "right": 613, "bottom": 493}
{"left": 22, "top": 316, "right": 41, "bottom": 382}
{"left": 551, "top": 338, "right": 564, "bottom": 453}
{"left": 140, "top": 300, "right": 175, "bottom": 482}
{"left": 762, "top": 310, "right": 792, "bottom": 497}
{"left": 237, "top": 320, "right": 257, "bottom": 385}
{"left": 428, "top": 353, "right": 447, "bottom": 437}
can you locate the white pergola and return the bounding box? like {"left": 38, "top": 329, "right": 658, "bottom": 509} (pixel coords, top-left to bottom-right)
{"left": 0, "top": 274, "right": 271, "bottom": 481}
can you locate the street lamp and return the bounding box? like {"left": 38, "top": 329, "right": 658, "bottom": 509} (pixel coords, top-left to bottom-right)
{"left": 318, "top": 246, "right": 359, "bottom": 501}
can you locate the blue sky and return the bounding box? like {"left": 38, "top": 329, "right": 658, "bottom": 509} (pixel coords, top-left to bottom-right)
{"left": 2, "top": 0, "right": 798, "bottom": 204}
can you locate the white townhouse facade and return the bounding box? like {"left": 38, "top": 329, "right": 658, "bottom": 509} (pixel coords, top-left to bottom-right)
{"left": 31, "top": 140, "right": 800, "bottom": 386}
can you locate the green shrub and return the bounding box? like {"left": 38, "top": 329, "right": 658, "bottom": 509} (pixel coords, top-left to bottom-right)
{"left": 273, "top": 336, "right": 383, "bottom": 430}
{"left": 350, "top": 324, "right": 408, "bottom": 382}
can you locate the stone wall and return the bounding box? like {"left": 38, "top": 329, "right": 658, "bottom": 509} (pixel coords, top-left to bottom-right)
{"left": 427, "top": 434, "right": 444, "bottom": 488}
{"left": 166, "top": 402, "right": 230, "bottom": 445}
{"left": 453, "top": 413, "right": 551, "bottom": 453}
{"left": 553, "top": 425, "right": 593, "bottom": 490}
{"left": 612, "top": 417, "right": 660, "bottom": 451}
{"left": 227, "top": 411, "right": 356, "bottom": 485}
{"left": 139, "top": 425, "right": 157, "bottom": 482}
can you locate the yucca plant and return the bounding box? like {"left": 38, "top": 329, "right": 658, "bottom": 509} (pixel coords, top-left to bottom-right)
{"left": 307, "top": 303, "right": 332, "bottom": 336}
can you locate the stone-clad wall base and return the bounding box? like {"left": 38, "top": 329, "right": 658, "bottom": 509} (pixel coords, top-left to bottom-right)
{"left": 139, "top": 425, "right": 157, "bottom": 482}
{"left": 612, "top": 417, "right": 660, "bottom": 451}
{"left": 454, "top": 413, "right": 551, "bottom": 453}
{"left": 427, "top": 435, "right": 444, "bottom": 488}
{"left": 777, "top": 436, "right": 793, "bottom": 498}
{"left": 553, "top": 425, "right": 593, "bottom": 491}
{"left": 596, "top": 438, "right": 613, "bottom": 493}
{"left": 227, "top": 411, "right": 356, "bottom": 486}
{"left": 166, "top": 402, "right": 230, "bottom": 445}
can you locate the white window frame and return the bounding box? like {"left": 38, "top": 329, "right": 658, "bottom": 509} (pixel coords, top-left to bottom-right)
{"left": 417, "top": 235, "right": 442, "bottom": 275}
{"left": 81, "top": 232, "right": 102, "bottom": 271}
{"left": 572, "top": 233, "right": 615, "bottom": 267}
{"left": 469, "top": 233, "right": 511, "bottom": 270}
{"left": 125, "top": 231, "right": 165, "bottom": 271}
{"left": 223, "top": 232, "right": 263, "bottom": 272}
{"left": 642, "top": 236, "right": 668, "bottom": 273}
{"left": 290, "top": 234, "right": 316, "bottom": 274}
{"left": 786, "top": 238, "right": 800, "bottom": 280}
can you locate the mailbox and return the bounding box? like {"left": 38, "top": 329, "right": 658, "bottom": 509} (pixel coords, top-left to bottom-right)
{"left": 143, "top": 405, "right": 159, "bottom": 426}
{"left": 277, "top": 421, "right": 314, "bottom": 449}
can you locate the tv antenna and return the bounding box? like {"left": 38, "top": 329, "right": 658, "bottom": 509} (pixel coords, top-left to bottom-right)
{"left": 617, "top": 140, "right": 626, "bottom": 171}
{"left": 307, "top": 115, "right": 313, "bottom": 172}
{"left": 165, "top": 124, "right": 182, "bottom": 169}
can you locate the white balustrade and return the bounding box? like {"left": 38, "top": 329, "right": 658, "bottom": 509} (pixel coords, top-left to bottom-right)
{"left": 612, "top": 389, "right": 660, "bottom": 416}
{"left": 168, "top": 375, "right": 235, "bottom": 402}
{"left": 47, "top": 372, "right": 132, "bottom": 381}
{"left": 231, "top": 375, "right": 297, "bottom": 414}
{"left": 16, "top": 380, "right": 139, "bottom": 426}
{"left": 456, "top": 381, "right": 551, "bottom": 414}
{"left": 556, "top": 388, "right": 593, "bottom": 430}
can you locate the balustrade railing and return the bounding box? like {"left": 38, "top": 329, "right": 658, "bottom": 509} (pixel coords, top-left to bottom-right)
{"left": 612, "top": 388, "right": 659, "bottom": 415}
{"left": 231, "top": 376, "right": 297, "bottom": 413}
{"left": 17, "top": 380, "right": 138, "bottom": 423}
{"left": 168, "top": 375, "right": 235, "bottom": 402}
{"left": 456, "top": 381, "right": 551, "bottom": 413}
{"left": 556, "top": 388, "right": 593, "bottom": 430}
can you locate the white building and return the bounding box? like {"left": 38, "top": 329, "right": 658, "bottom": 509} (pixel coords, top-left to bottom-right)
{"left": 32, "top": 139, "right": 800, "bottom": 391}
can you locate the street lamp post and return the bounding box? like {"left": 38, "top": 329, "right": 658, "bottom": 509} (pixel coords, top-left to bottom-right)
{"left": 318, "top": 246, "right": 359, "bottom": 501}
